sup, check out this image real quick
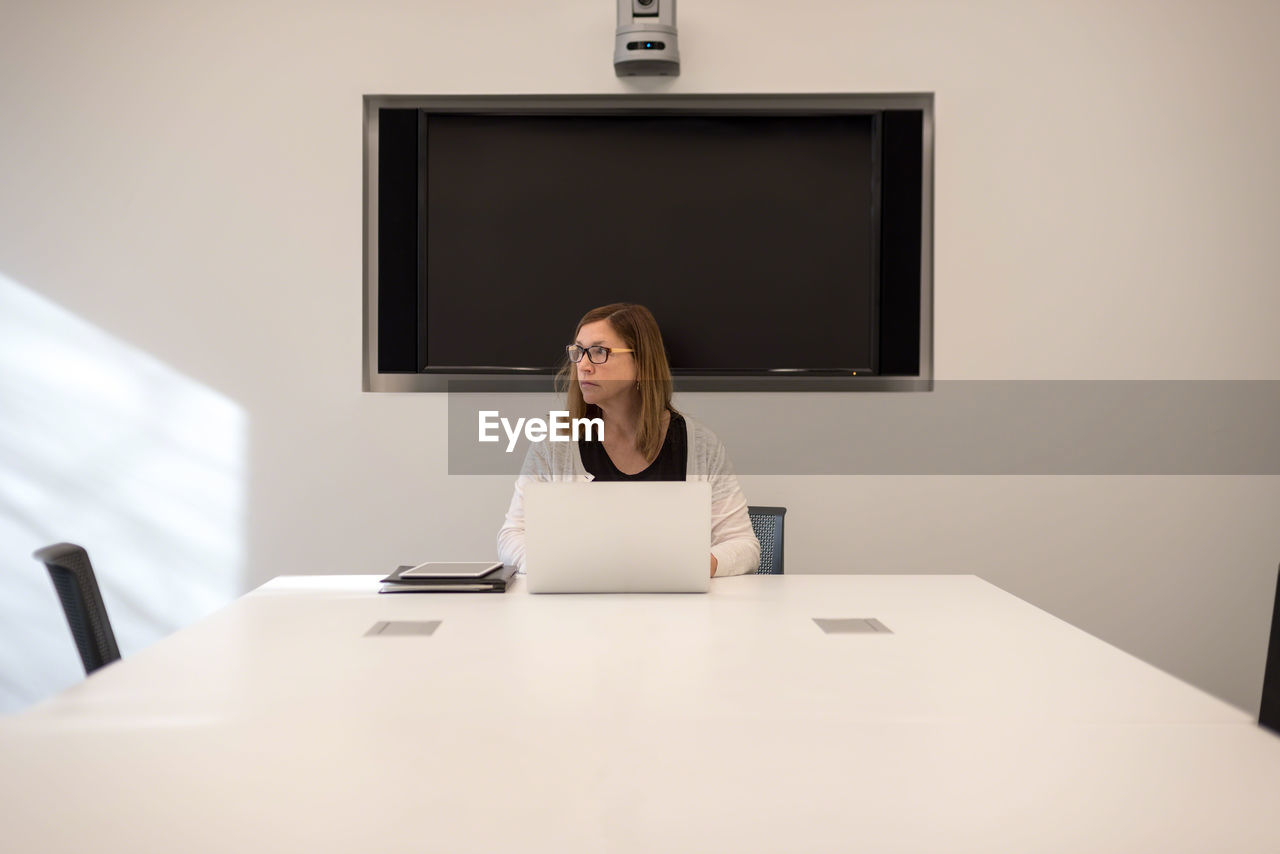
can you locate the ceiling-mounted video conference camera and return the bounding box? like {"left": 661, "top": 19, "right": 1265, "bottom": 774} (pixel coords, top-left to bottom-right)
{"left": 614, "top": 0, "right": 679, "bottom": 76}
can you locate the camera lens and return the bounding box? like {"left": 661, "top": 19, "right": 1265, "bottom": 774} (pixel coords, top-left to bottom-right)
{"left": 637, "top": 0, "right": 654, "bottom": 6}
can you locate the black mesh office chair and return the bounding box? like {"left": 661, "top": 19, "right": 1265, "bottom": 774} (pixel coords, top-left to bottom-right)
{"left": 747, "top": 506, "right": 787, "bottom": 575}
{"left": 32, "top": 543, "right": 121, "bottom": 675}
{"left": 1262, "top": 563, "right": 1280, "bottom": 734}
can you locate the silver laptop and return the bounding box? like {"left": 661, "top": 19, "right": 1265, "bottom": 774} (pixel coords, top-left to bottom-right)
{"left": 523, "top": 481, "right": 711, "bottom": 593}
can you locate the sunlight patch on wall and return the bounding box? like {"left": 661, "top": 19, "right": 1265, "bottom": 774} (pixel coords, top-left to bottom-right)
{"left": 0, "top": 273, "right": 247, "bottom": 714}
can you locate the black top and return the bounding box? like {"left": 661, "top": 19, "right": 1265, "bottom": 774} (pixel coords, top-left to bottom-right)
{"left": 579, "top": 412, "right": 688, "bottom": 482}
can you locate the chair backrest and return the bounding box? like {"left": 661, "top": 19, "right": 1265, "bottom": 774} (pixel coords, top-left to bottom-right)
{"left": 31, "top": 543, "right": 121, "bottom": 675}
{"left": 747, "top": 506, "right": 787, "bottom": 575}
{"left": 1262, "top": 563, "right": 1280, "bottom": 733}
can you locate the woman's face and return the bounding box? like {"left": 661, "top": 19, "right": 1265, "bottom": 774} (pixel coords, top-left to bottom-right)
{"left": 574, "top": 319, "right": 637, "bottom": 408}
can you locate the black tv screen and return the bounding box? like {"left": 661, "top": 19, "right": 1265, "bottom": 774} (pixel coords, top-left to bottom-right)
{"left": 427, "top": 112, "right": 875, "bottom": 372}
{"left": 369, "top": 94, "right": 930, "bottom": 391}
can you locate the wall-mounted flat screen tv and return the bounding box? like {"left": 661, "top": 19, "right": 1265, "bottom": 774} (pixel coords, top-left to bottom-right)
{"left": 365, "top": 94, "right": 932, "bottom": 392}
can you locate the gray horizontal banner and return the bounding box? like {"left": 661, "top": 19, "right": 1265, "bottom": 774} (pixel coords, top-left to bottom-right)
{"left": 447, "top": 381, "right": 1280, "bottom": 475}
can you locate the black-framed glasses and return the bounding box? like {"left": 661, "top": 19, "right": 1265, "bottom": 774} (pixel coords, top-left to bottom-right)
{"left": 566, "top": 344, "right": 635, "bottom": 365}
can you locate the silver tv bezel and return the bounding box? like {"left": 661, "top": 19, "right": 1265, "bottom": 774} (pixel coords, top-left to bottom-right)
{"left": 363, "top": 93, "right": 933, "bottom": 393}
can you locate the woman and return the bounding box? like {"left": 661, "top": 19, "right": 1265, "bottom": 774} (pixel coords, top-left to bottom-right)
{"left": 497, "top": 303, "right": 760, "bottom": 577}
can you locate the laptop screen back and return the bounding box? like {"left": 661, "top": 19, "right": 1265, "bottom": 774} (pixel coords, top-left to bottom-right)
{"left": 523, "top": 481, "right": 711, "bottom": 594}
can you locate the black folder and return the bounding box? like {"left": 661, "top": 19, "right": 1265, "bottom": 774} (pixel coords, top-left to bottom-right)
{"left": 378, "top": 563, "right": 518, "bottom": 594}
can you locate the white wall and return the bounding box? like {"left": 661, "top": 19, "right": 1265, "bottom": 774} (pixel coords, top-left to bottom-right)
{"left": 1, "top": 0, "right": 1277, "bottom": 713}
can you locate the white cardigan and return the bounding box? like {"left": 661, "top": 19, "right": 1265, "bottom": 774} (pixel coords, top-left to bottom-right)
{"left": 497, "top": 414, "right": 761, "bottom": 577}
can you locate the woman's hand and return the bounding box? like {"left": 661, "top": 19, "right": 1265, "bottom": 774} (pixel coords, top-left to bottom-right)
{"left": 710, "top": 554, "right": 718, "bottom": 577}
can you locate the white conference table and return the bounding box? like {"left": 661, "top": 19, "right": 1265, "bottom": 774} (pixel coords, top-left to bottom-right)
{"left": 3, "top": 573, "right": 1280, "bottom": 853}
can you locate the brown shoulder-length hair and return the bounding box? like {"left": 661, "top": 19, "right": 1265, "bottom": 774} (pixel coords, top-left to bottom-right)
{"left": 557, "top": 303, "right": 675, "bottom": 463}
